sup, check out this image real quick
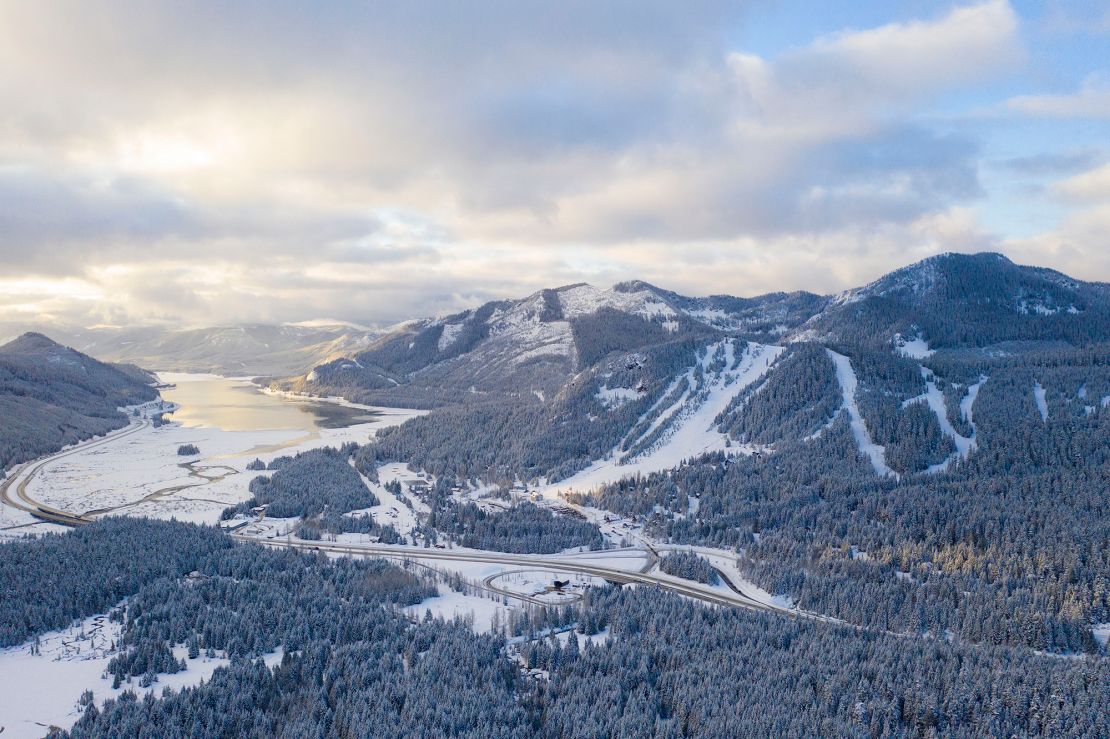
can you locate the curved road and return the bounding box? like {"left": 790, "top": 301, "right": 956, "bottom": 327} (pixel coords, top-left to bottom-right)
{"left": 0, "top": 419, "right": 150, "bottom": 528}
{"left": 237, "top": 534, "right": 801, "bottom": 616}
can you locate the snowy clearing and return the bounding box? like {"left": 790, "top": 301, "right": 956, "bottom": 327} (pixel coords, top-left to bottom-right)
{"left": 595, "top": 385, "right": 643, "bottom": 409}
{"left": 405, "top": 584, "right": 513, "bottom": 634}
{"left": 1033, "top": 381, "right": 1049, "bottom": 422}
{"left": 1092, "top": 623, "right": 1110, "bottom": 650}
{"left": 486, "top": 569, "right": 604, "bottom": 605}
{"left": 437, "top": 321, "right": 465, "bottom": 351}
{"left": 893, "top": 333, "right": 935, "bottom": 359}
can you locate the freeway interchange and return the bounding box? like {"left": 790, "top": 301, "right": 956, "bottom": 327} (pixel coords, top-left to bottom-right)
{"left": 236, "top": 533, "right": 800, "bottom": 615}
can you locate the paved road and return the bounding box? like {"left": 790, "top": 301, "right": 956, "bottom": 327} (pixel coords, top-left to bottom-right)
{"left": 0, "top": 419, "right": 149, "bottom": 528}
{"left": 236, "top": 534, "right": 800, "bottom": 616}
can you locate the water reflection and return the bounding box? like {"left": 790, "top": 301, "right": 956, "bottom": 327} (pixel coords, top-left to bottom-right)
{"left": 157, "top": 373, "right": 377, "bottom": 432}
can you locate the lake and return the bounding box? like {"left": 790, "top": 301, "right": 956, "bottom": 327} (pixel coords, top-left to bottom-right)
{"left": 157, "top": 373, "right": 379, "bottom": 432}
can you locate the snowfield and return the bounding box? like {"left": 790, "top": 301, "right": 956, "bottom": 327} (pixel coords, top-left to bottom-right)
{"left": 0, "top": 607, "right": 283, "bottom": 738}
{"left": 405, "top": 584, "right": 512, "bottom": 634}
{"left": 557, "top": 284, "right": 676, "bottom": 322}
{"left": 893, "top": 333, "right": 935, "bottom": 359}
{"left": 437, "top": 321, "right": 465, "bottom": 351}
{"left": 1033, "top": 380, "right": 1049, "bottom": 422}
{"left": 595, "top": 385, "right": 643, "bottom": 409}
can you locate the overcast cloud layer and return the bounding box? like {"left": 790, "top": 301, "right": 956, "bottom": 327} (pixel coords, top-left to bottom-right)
{"left": 2, "top": 0, "right": 1109, "bottom": 329}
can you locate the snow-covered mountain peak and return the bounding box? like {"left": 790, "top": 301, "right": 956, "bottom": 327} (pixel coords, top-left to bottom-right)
{"left": 557, "top": 283, "right": 677, "bottom": 321}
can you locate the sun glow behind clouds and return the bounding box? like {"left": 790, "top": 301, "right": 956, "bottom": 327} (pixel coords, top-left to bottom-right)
{"left": 118, "top": 134, "right": 216, "bottom": 173}
{"left": 71, "top": 121, "right": 243, "bottom": 177}
{"left": 0, "top": 277, "right": 104, "bottom": 318}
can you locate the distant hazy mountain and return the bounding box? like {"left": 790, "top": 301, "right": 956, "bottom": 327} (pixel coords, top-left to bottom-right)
{"left": 0, "top": 333, "right": 159, "bottom": 473}
{"left": 42, "top": 323, "right": 385, "bottom": 377}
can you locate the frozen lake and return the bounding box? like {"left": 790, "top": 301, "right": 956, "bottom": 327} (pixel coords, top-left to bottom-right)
{"left": 158, "top": 373, "right": 379, "bottom": 432}
{"left": 8, "top": 375, "right": 425, "bottom": 529}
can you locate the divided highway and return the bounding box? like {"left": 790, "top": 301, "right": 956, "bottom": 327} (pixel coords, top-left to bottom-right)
{"left": 237, "top": 534, "right": 801, "bottom": 616}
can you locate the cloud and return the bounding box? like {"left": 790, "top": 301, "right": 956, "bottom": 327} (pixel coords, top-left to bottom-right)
{"left": 0, "top": 0, "right": 1080, "bottom": 331}
{"left": 997, "top": 149, "right": 1103, "bottom": 176}
{"left": 1007, "top": 76, "right": 1110, "bottom": 119}
{"left": 1003, "top": 160, "right": 1110, "bottom": 280}
{"left": 1053, "top": 163, "right": 1110, "bottom": 201}
{"left": 791, "top": 0, "right": 1020, "bottom": 103}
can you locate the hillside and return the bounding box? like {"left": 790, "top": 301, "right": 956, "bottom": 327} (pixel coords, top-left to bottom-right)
{"left": 795, "top": 251, "right": 1110, "bottom": 348}
{"left": 282, "top": 282, "right": 824, "bottom": 408}
{"left": 0, "top": 333, "right": 159, "bottom": 473}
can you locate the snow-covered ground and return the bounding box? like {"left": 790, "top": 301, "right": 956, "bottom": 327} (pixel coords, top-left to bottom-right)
{"left": 893, "top": 333, "right": 935, "bottom": 359}
{"left": 826, "top": 349, "right": 897, "bottom": 478}
{"left": 540, "top": 342, "right": 782, "bottom": 497}
{"left": 595, "top": 385, "right": 642, "bottom": 409}
{"left": 0, "top": 607, "right": 283, "bottom": 738}
{"left": 1033, "top": 380, "right": 1049, "bottom": 422}
{"left": 339, "top": 462, "right": 428, "bottom": 540}
{"left": 557, "top": 284, "right": 676, "bottom": 322}
{"left": 1093, "top": 623, "right": 1110, "bottom": 651}
{"left": 405, "top": 584, "right": 513, "bottom": 634}
{"left": 22, "top": 375, "right": 424, "bottom": 526}
{"left": 486, "top": 570, "right": 604, "bottom": 605}
{"left": 902, "top": 369, "right": 984, "bottom": 474}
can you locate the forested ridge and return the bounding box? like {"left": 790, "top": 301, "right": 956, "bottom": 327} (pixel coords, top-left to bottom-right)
{"left": 34, "top": 532, "right": 1105, "bottom": 738}
{"left": 0, "top": 333, "right": 158, "bottom": 473}
{"left": 0, "top": 522, "right": 1097, "bottom": 738}
{"left": 582, "top": 348, "right": 1110, "bottom": 653}
{"left": 0, "top": 519, "right": 230, "bottom": 647}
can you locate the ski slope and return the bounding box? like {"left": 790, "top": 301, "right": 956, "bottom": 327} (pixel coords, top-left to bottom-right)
{"left": 541, "top": 341, "right": 782, "bottom": 496}
{"left": 903, "top": 370, "right": 987, "bottom": 474}
{"left": 826, "top": 349, "right": 897, "bottom": 478}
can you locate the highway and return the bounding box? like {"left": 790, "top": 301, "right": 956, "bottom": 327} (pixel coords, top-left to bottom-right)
{"left": 235, "top": 534, "right": 801, "bottom": 616}
{"left": 0, "top": 419, "right": 152, "bottom": 528}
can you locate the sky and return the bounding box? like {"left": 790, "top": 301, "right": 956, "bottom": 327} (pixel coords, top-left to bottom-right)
{"left": 2, "top": 0, "right": 1109, "bottom": 329}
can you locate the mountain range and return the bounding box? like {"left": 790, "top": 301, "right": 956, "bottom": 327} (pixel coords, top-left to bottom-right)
{"left": 6, "top": 251, "right": 1108, "bottom": 485}
{"left": 261, "top": 251, "right": 1107, "bottom": 487}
